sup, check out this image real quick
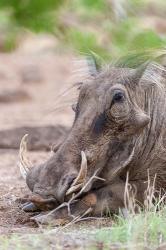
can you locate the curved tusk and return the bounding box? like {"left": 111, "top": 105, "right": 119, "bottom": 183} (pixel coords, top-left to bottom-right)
{"left": 66, "top": 151, "right": 87, "bottom": 196}
{"left": 18, "top": 134, "right": 32, "bottom": 180}
{"left": 72, "top": 151, "right": 87, "bottom": 186}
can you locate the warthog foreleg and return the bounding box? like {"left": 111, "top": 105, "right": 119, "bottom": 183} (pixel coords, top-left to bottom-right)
{"left": 31, "top": 179, "right": 148, "bottom": 226}
{"left": 31, "top": 181, "right": 126, "bottom": 225}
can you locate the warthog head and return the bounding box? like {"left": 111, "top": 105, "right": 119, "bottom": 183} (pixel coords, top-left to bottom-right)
{"left": 19, "top": 62, "right": 151, "bottom": 212}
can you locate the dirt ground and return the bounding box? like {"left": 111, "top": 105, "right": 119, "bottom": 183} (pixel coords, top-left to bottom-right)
{"left": 0, "top": 40, "right": 112, "bottom": 249}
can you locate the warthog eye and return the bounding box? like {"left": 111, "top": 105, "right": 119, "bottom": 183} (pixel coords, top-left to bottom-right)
{"left": 112, "top": 90, "right": 125, "bottom": 105}
{"left": 110, "top": 89, "right": 129, "bottom": 119}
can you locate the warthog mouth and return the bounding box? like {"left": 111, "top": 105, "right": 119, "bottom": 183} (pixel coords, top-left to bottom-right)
{"left": 18, "top": 135, "right": 88, "bottom": 209}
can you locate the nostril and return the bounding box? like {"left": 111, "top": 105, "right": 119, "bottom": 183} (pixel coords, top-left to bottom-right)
{"left": 57, "top": 174, "right": 77, "bottom": 203}
{"left": 67, "top": 175, "right": 77, "bottom": 188}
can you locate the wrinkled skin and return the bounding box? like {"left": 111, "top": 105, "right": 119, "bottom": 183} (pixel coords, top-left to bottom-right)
{"left": 22, "top": 61, "right": 166, "bottom": 223}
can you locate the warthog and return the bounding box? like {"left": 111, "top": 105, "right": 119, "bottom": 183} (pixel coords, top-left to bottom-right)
{"left": 19, "top": 56, "right": 166, "bottom": 224}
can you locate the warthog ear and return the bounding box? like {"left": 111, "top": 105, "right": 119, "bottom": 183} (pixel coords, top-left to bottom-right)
{"left": 131, "top": 61, "right": 150, "bottom": 85}
{"left": 86, "top": 52, "right": 103, "bottom": 76}
{"left": 132, "top": 61, "right": 165, "bottom": 88}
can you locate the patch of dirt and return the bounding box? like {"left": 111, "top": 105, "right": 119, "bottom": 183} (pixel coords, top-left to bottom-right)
{"left": 0, "top": 149, "right": 48, "bottom": 234}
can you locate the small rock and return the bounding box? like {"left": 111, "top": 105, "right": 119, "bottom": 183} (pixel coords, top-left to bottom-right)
{"left": 0, "top": 89, "right": 31, "bottom": 103}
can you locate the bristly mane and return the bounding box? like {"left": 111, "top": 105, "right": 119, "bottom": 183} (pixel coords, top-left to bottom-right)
{"left": 117, "top": 52, "right": 166, "bottom": 188}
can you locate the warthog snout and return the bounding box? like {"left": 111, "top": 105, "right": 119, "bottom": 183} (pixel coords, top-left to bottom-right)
{"left": 19, "top": 137, "right": 88, "bottom": 211}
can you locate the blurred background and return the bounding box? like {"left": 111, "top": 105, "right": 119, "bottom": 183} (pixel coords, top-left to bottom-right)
{"left": 0, "top": 0, "right": 165, "bottom": 56}
{"left": 0, "top": 0, "right": 165, "bottom": 129}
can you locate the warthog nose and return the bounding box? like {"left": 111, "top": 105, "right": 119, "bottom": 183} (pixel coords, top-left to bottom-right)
{"left": 22, "top": 194, "right": 58, "bottom": 212}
